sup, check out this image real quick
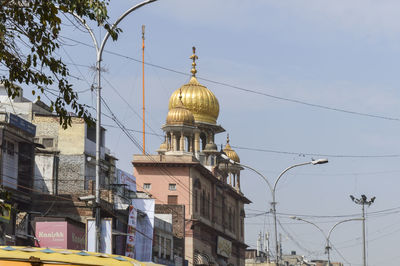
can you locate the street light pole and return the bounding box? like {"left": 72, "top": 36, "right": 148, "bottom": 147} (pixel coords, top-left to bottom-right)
{"left": 221, "top": 154, "right": 328, "bottom": 265}
{"left": 71, "top": 0, "right": 157, "bottom": 252}
{"left": 291, "top": 216, "right": 363, "bottom": 266}
{"left": 350, "top": 195, "right": 375, "bottom": 266}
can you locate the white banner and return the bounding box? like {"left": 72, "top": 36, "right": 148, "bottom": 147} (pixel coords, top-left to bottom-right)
{"left": 86, "top": 218, "right": 96, "bottom": 252}
{"left": 125, "top": 205, "right": 137, "bottom": 258}
{"left": 132, "top": 198, "right": 155, "bottom": 262}
{"left": 86, "top": 218, "right": 112, "bottom": 254}
{"left": 100, "top": 218, "right": 112, "bottom": 254}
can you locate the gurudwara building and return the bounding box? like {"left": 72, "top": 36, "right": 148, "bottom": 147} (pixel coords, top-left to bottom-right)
{"left": 133, "top": 47, "right": 251, "bottom": 266}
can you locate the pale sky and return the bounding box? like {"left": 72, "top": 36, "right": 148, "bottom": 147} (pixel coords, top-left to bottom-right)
{"left": 24, "top": 1, "right": 400, "bottom": 265}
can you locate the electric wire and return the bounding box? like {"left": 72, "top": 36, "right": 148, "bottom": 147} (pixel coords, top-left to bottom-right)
{"left": 60, "top": 35, "right": 400, "bottom": 123}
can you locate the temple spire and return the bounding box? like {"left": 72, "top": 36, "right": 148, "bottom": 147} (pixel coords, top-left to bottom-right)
{"left": 189, "top": 46, "right": 198, "bottom": 77}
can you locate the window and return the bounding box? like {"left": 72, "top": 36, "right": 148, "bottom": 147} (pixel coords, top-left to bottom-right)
{"left": 241, "top": 219, "right": 244, "bottom": 237}
{"left": 168, "top": 183, "right": 176, "bottom": 191}
{"left": 143, "top": 183, "right": 151, "bottom": 190}
{"left": 160, "top": 236, "right": 165, "bottom": 258}
{"left": 194, "top": 190, "right": 198, "bottom": 213}
{"left": 166, "top": 238, "right": 171, "bottom": 260}
{"left": 206, "top": 192, "right": 210, "bottom": 219}
{"left": 168, "top": 195, "right": 178, "bottom": 204}
{"left": 7, "top": 141, "right": 14, "bottom": 156}
{"left": 200, "top": 190, "right": 205, "bottom": 216}
{"left": 42, "top": 138, "right": 54, "bottom": 148}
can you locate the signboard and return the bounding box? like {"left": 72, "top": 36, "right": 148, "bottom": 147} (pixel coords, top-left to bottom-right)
{"left": 8, "top": 113, "right": 36, "bottom": 136}
{"left": 36, "top": 222, "right": 68, "bottom": 248}
{"left": 67, "top": 222, "right": 85, "bottom": 250}
{"left": 217, "top": 236, "right": 232, "bottom": 258}
{"left": 125, "top": 205, "right": 137, "bottom": 258}
{"left": 133, "top": 198, "right": 155, "bottom": 261}
{"left": 117, "top": 169, "right": 137, "bottom": 192}
{"left": 36, "top": 221, "right": 85, "bottom": 250}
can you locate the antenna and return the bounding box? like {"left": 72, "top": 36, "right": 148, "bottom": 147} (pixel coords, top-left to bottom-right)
{"left": 142, "top": 25, "right": 145, "bottom": 155}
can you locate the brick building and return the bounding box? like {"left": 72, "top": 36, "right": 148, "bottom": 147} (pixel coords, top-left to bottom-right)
{"left": 133, "top": 48, "right": 250, "bottom": 266}
{"left": 0, "top": 84, "right": 126, "bottom": 253}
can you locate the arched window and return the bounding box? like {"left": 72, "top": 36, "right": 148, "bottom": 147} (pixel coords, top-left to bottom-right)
{"left": 194, "top": 189, "right": 198, "bottom": 213}
{"left": 200, "top": 132, "right": 207, "bottom": 151}
{"left": 228, "top": 207, "right": 232, "bottom": 231}
{"left": 206, "top": 192, "right": 210, "bottom": 219}
{"left": 201, "top": 190, "right": 206, "bottom": 216}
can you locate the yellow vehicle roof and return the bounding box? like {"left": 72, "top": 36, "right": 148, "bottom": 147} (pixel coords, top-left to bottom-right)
{"left": 0, "top": 246, "right": 159, "bottom": 266}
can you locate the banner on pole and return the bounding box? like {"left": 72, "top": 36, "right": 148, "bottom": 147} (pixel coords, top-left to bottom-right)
{"left": 125, "top": 205, "right": 137, "bottom": 258}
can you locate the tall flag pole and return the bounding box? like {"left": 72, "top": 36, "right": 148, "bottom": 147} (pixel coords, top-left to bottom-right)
{"left": 142, "top": 25, "right": 146, "bottom": 154}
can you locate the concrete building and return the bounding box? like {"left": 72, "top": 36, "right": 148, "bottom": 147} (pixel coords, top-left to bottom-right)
{"left": 0, "top": 84, "right": 125, "bottom": 253}
{"left": 153, "top": 213, "right": 174, "bottom": 265}
{"left": 155, "top": 204, "right": 185, "bottom": 265}
{"left": 133, "top": 48, "right": 251, "bottom": 266}
{"left": 0, "top": 111, "right": 36, "bottom": 245}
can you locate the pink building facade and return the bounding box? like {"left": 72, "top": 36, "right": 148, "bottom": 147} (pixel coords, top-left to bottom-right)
{"left": 133, "top": 48, "right": 250, "bottom": 266}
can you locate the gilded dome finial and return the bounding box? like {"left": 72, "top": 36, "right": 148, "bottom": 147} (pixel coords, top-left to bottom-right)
{"left": 189, "top": 46, "right": 198, "bottom": 77}
{"left": 226, "top": 134, "right": 230, "bottom": 144}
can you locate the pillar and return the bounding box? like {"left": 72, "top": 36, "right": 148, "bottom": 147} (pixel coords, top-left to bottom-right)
{"left": 171, "top": 132, "right": 176, "bottom": 151}
{"left": 180, "top": 131, "right": 185, "bottom": 151}
{"left": 236, "top": 172, "right": 241, "bottom": 191}
{"left": 194, "top": 131, "right": 200, "bottom": 153}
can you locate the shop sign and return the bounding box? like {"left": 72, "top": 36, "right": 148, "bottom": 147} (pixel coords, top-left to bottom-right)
{"left": 217, "top": 236, "right": 232, "bottom": 258}
{"left": 36, "top": 221, "right": 67, "bottom": 248}
{"left": 36, "top": 221, "right": 85, "bottom": 250}
{"left": 8, "top": 113, "right": 36, "bottom": 136}
{"left": 67, "top": 222, "right": 85, "bottom": 250}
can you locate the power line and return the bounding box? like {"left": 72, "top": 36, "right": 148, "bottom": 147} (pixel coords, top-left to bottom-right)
{"left": 231, "top": 145, "right": 400, "bottom": 159}
{"left": 60, "top": 35, "right": 400, "bottom": 123}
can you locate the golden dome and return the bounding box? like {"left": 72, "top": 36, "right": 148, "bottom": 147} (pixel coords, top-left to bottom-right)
{"left": 159, "top": 140, "right": 167, "bottom": 151}
{"left": 166, "top": 95, "right": 195, "bottom": 126}
{"left": 223, "top": 135, "right": 240, "bottom": 163}
{"left": 168, "top": 47, "right": 219, "bottom": 124}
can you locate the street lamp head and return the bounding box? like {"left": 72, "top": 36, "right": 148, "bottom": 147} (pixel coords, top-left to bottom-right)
{"left": 220, "top": 153, "right": 235, "bottom": 164}
{"left": 311, "top": 158, "right": 329, "bottom": 165}
{"left": 361, "top": 194, "right": 367, "bottom": 201}
{"left": 350, "top": 195, "right": 355, "bottom": 201}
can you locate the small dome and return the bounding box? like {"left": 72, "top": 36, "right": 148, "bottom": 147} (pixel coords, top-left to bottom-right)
{"left": 158, "top": 141, "right": 167, "bottom": 151}
{"left": 168, "top": 47, "right": 219, "bottom": 124}
{"left": 223, "top": 135, "right": 240, "bottom": 163}
{"left": 166, "top": 96, "right": 195, "bottom": 126}
{"left": 204, "top": 142, "right": 218, "bottom": 152}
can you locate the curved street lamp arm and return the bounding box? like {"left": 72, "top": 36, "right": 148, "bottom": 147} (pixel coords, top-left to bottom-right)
{"left": 99, "top": 0, "right": 157, "bottom": 60}
{"left": 69, "top": 0, "right": 157, "bottom": 60}
{"left": 237, "top": 162, "right": 273, "bottom": 193}
{"left": 327, "top": 218, "right": 363, "bottom": 241}
{"left": 294, "top": 217, "right": 328, "bottom": 242}
{"left": 273, "top": 162, "right": 311, "bottom": 193}
{"left": 66, "top": 13, "right": 99, "bottom": 53}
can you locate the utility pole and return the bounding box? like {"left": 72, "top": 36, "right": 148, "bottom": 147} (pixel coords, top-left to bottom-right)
{"left": 142, "top": 24, "right": 146, "bottom": 154}
{"left": 71, "top": 0, "right": 157, "bottom": 252}
{"left": 350, "top": 194, "right": 375, "bottom": 266}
